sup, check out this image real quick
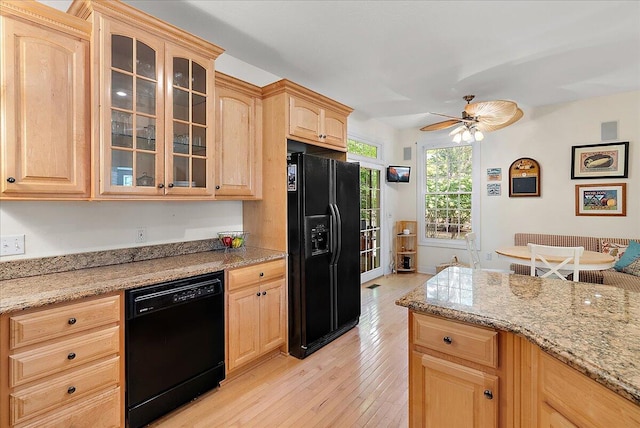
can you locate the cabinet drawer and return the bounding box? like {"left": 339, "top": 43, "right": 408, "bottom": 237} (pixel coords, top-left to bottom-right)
{"left": 10, "top": 295, "right": 120, "bottom": 350}
{"left": 228, "top": 259, "right": 285, "bottom": 291}
{"left": 9, "top": 326, "right": 120, "bottom": 387}
{"left": 412, "top": 312, "right": 497, "bottom": 368}
{"left": 16, "top": 386, "right": 121, "bottom": 428}
{"left": 10, "top": 356, "right": 120, "bottom": 425}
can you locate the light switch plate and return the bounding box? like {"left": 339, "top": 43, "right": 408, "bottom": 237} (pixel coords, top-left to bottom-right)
{"left": 1, "top": 234, "right": 25, "bottom": 256}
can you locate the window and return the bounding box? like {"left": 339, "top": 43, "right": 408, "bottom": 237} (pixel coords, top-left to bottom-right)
{"left": 347, "top": 138, "right": 378, "bottom": 159}
{"left": 419, "top": 142, "right": 479, "bottom": 247}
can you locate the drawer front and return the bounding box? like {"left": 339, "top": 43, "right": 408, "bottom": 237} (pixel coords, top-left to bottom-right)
{"left": 412, "top": 312, "right": 498, "bottom": 368}
{"left": 10, "top": 326, "right": 120, "bottom": 387}
{"left": 228, "top": 259, "right": 285, "bottom": 291}
{"left": 16, "top": 386, "right": 121, "bottom": 428}
{"left": 10, "top": 356, "right": 120, "bottom": 425}
{"left": 10, "top": 295, "right": 120, "bottom": 350}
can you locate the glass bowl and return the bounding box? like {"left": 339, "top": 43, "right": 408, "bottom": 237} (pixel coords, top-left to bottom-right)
{"left": 217, "top": 231, "right": 248, "bottom": 249}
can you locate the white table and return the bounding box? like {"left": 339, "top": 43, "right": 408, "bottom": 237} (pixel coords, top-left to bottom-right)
{"left": 495, "top": 246, "right": 615, "bottom": 271}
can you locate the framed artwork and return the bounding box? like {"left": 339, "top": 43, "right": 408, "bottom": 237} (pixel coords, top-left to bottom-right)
{"left": 571, "top": 141, "right": 629, "bottom": 179}
{"left": 575, "top": 183, "right": 626, "bottom": 216}
{"left": 509, "top": 157, "right": 540, "bottom": 197}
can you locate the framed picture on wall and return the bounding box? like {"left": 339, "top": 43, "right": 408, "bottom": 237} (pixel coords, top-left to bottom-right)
{"left": 575, "top": 183, "right": 626, "bottom": 216}
{"left": 571, "top": 141, "right": 629, "bottom": 179}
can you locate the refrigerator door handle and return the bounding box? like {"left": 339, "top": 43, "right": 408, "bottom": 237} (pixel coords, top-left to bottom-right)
{"left": 333, "top": 203, "right": 342, "bottom": 263}
{"left": 328, "top": 203, "right": 338, "bottom": 265}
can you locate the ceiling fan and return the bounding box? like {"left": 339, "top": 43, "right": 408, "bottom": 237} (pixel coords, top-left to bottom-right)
{"left": 420, "top": 95, "right": 523, "bottom": 142}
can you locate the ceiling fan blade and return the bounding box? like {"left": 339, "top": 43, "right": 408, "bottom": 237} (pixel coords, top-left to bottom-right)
{"left": 448, "top": 125, "right": 467, "bottom": 136}
{"left": 420, "top": 119, "right": 461, "bottom": 131}
{"left": 465, "top": 100, "right": 518, "bottom": 127}
{"left": 428, "top": 112, "right": 476, "bottom": 123}
{"left": 476, "top": 108, "right": 524, "bottom": 132}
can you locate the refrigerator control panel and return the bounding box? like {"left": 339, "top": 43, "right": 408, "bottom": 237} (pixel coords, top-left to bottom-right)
{"left": 306, "top": 215, "right": 331, "bottom": 257}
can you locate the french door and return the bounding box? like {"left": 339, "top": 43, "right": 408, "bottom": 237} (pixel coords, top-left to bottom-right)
{"left": 359, "top": 164, "right": 384, "bottom": 282}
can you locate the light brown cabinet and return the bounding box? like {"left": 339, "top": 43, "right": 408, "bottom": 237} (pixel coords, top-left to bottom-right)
{"left": 288, "top": 95, "right": 349, "bottom": 149}
{"left": 226, "top": 259, "right": 287, "bottom": 373}
{"left": 69, "top": 0, "right": 224, "bottom": 199}
{"left": 214, "top": 72, "right": 262, "bottom": 199}
{"left": 0, "top": 1, "right": 90, "bottom": 200}
{"left": 395, "top": 220, "right": 418, "bottom": 273}
{"left": 409, "top": 312, "right": 501, "bottom": 427}
{"left": 0, "top": 293, "right": 124, "bottom": 428}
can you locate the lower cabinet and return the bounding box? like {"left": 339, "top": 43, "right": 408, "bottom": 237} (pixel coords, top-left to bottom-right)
{"left": 0, "top": 293, "right": 124, "bottom": 428}
{"left": 226, "top": 259, "right": 287, "bottom": 373}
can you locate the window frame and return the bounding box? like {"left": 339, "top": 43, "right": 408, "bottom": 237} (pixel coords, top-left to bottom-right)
{"left": 417, "top": 136, "right": 480, "bottom": 250}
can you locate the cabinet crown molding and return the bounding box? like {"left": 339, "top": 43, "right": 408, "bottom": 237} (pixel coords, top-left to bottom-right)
{"left": 0, "top": 0, "right": 91, "bottom": 38}
{"left": 68, "top": 0, "right": 224, "bottom": 59}
{"left": 262, "top": 79, "right": 353, "bottom": 116}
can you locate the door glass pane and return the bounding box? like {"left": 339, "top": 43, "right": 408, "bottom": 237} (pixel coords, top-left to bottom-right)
{"left": 192, "top": 62, "right": 206, "bottom": 93}
{"left": 173, "top": 122, "right": 189, "bottom": 154}
{"left": 111, "top": 111, "right": 133, "bottom": 148}
{"left": 193, "top": 158, "right": 206, "bottom": 188}
{"left": 111, "top": 151, "right": 133, "bottom": 186}
{"left": 136, "top": 115, "right": 156, "bottom": 151}
{"left": 173, "top": 88, "right": 189, "bottom": 121}
{"left": 173, "top": 156, "right": 189, "bottom": 184}
{"left": 136, "top": 152, "right": 155, "bottom": 187}
{"left": 112, "top": 35, "right": 133, "bottom": 72}
{"left": 173, "top": 57, "right": 189, "bottom": 88}
{"left": 136, "top": 78, "right": 156, "bottom": 115}
{"left": 136, "top": 41, "right": 155, "bottom": 79}
{"left": 112, "top": 71, "right": 133, "bottom": 110}
{"left": 192, "top": 125, "right": 206, "bottom": 156}
{"left": 192, "top": 94, "right": 206, "bottom": 125}
{"left": 359, "top": 167, "right": 382, "bottom": 275}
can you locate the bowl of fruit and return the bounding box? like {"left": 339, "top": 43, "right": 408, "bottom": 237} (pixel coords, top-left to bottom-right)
{"left": 218, "top": 231, "right": 248, "bottom": 249}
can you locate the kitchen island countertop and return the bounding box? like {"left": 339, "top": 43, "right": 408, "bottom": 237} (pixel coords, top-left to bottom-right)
{"left": 396, "top": 267, "right": 640, "bottom": 405}
{"left": 0, "top": 246, "right": 285, "bottom": 314}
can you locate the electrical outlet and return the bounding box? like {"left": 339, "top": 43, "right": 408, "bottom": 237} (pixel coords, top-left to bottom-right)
{"left": 1, "top": 234, "right": 25, "bottom": 256}
{"left": 135, "top": 228, "right": 146, "bottom": 243}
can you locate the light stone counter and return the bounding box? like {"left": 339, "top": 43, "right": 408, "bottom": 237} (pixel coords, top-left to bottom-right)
{"left": 0, "top": 245, "right": 286, "bottom": 314}
{"left": 396, "top": 267, "right": 640, "bottom": 405}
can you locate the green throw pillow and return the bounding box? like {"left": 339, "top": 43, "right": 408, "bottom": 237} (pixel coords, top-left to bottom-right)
{"left": 622, "top": 258, "right": 640, "bottom": 277}
{"left": 614, "top": 240, "right": 640, "bottom": 271}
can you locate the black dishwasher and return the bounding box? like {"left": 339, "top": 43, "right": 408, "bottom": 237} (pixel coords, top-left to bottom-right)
{"left": 125, "top": 271, "right": 225, "bottom": 428}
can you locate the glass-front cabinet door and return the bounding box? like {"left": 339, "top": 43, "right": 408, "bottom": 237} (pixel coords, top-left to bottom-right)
{"left": 165, "top": 44, "right": 214, "bottom": 196}
{"left": 101, "top": 20, "right": 164, "bottom": 196}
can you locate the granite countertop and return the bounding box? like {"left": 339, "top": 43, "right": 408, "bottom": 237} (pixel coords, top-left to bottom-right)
{"left": 396, "top": 267, "right": 640, "bottom": 405}
{"left": 0, "top": 246, "right": 286, "bottom": 314}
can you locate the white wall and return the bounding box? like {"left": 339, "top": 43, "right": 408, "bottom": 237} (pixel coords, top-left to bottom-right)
{"left": 393, "top": 90, "right": 640, "bottom": 273}
{"left": 0, "top": 201, "right": 243, "bottom": 261}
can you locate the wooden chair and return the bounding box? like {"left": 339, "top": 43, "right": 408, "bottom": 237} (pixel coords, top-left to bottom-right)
{"left": 465, "top": 233, "right": 514, "bottom": 273}
{"left": 527, "top": 243, "right": 584, "bottom": 281}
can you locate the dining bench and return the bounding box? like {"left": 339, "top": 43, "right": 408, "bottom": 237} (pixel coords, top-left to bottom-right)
{"left": 512, "top": 233, "right": 640, "bottom": 291}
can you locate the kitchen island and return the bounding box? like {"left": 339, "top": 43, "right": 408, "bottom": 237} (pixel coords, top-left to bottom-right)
{"left": 396, "top": 267, "right": 640, "bottom": 427}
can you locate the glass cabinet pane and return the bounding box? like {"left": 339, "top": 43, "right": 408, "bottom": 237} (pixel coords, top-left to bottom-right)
{"left": 112, "top": 35, "right": 133, "bottom": 72}
{"left": 136, "top": 41, "right": 155, "bottom": 79}
{"left": 192, "top": 62, "right": 206, "bottom": 93}
{"left": 173, "top": 88, "right": 189, "bottom": 121}
{"left": 173, "top": 156, "right": 189, "bottom": 185}
{"left": 173, "top": 122, "right": 189, "bottom": 154}
{"left": 192, "top": 94, "right": 206, "bottom": 125}
{"left": 111, "top": 151, "right": 133, "bottom": 186}
{"left": 192, "top": 125, "right": 206, "bottom": 156}
{"left": 112, "top": 71, "right": 133, "bottom": 110}
{"left": 173, "top": 57, "right": 189, "bottom": 88}
{"left": 136, "top": 78, "right": 156, "bottom": 115}
{"left": 136, "top": 152, "right": 155, "bottom": 187}
{"left": 136, "top": 115, "right": 156, "bottom": 151}
{"left": 111, "top": 111, "right": 133, "bottom": 148}
{"left": 192, "top": 158, "right": 206, "bottom": 188}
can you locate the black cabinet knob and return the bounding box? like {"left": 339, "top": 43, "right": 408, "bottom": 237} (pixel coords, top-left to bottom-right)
{"left": 67, "top": 386, "right": 76, "bottom": 394}
{"left": 443, "top": 336, "right": 452, "bottom": 345}
{"left": 215, "top": 185, "right": 220, "bottom": 190}
{"left": 67, "top": 352, "right": 76, "bottom": 360}
{"left": 168, "top": 183, "right": 174, "bottom": 188}
{"left": 259, "top": 272, "right": 264, "bottom": 277}
{"left": 158, "top": 183, "right": 165, "bottom": 189}
{"left": 256, "top": 292, "right": 261, "bottom": 297}
{"left": 7, "top": 177, "right": 16, "bottom": 183}
{"left": 68, "top": 317, "right": 77, "bottom": 325}
{"left": 484, "top": 390, "right": 493, "bottom": 400}
{"left": 262, "top": 291, "right": 266, "bottom": 296}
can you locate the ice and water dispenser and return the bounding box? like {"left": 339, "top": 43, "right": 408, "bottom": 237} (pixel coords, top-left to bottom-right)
{"left": 305, "top": 215, "right": 331, "bottom": 257}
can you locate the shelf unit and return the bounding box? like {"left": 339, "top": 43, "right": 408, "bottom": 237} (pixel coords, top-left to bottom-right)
{"left": 395, "top": 220, "right": 417, "bottom": 273}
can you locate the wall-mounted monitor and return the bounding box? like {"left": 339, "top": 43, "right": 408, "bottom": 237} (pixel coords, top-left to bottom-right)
{"left": 386, "top": 166, "right": 411, "bottom": 183}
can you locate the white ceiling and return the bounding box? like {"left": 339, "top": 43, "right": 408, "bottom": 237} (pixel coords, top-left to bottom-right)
{"left": 43, "top": 0, "right": 640, "bottom": 131}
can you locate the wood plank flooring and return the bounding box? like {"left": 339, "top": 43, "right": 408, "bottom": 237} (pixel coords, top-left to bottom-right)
{"left": 150, "top": 273, "right": 430, "bottom": 428}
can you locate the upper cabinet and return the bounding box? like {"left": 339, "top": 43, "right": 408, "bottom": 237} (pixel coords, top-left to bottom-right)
{"left": 0, "top": 1, "right": 91, "bottom": 200}
{"left": 214, "top": 72, "right": 262, "bottom": 199}
{"left": 263, "top": 80, "right": 352, "bottom": 151}
{"left": 69, "top": 0, "right": 224, "bottom": 199}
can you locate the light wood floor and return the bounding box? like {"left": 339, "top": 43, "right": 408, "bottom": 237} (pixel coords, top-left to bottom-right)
{"left": 150, "top": 272, "right": 430, "bottom": 428}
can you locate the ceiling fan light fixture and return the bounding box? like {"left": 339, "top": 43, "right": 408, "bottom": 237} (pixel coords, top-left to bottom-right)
{"left": 452, "top": 132, "right": 462, "bottom": 143}
{"left": 474, "top": 130, "right": 484, "bottom": 141}
{"left": 462, "top": 129, "right": 472, "bottom": 142}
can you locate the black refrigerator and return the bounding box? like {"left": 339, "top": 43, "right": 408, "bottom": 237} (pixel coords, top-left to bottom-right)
{"left": 287, "top": 152, "right": 361, "bottom": 359}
